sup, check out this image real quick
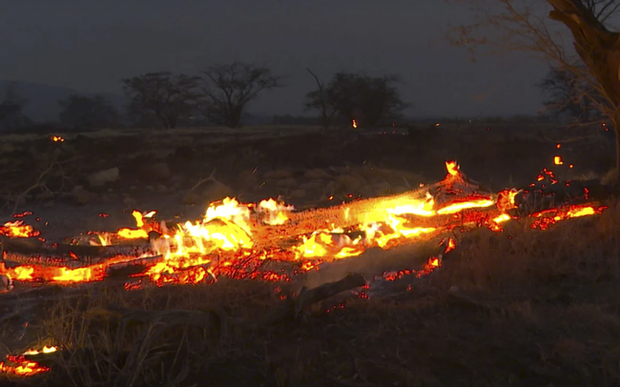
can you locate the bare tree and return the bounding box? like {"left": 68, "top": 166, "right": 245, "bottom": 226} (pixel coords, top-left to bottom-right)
{"left": 305, "top": 72, "right": 408, "bottom": 129}
{"left": 539, "top": 65, "right": 603, "bottom": 122}
{"left": 446, "top": 0, "right": 620, "bottom": 180}
{"left": 199, "top": 62, "right": 282, "bottom": 128}
{"left": 122, "top": 72, "right": 202, "bottom": 129}
{"left": 304, "top": 68, "right": 338, "bottom": 133}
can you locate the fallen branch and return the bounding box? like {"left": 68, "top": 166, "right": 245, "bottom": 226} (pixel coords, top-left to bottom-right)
{"left": 266, "top": 273, "right": 367, "bottom": 323}
{"left": 187, "top": 168, "right": 219, "bottom": 196}
{"left": 4, "top": 154, "right": 79, "bottom": 213}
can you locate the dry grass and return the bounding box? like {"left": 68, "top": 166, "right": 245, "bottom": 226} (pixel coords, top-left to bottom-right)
{"left": 1, "top": 200, "right": 619, "bottom": 386}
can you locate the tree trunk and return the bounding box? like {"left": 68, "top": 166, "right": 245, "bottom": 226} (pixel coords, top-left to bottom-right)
{"left": 547, "top": 0, "right": 620, "bottom": 182}
{"left": 614, "top": 112, "right": 620, "bottom": 183}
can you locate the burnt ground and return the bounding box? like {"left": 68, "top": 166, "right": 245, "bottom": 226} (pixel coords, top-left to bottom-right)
{"left": 0, "top": 123, "right": 619, "bottom": 386}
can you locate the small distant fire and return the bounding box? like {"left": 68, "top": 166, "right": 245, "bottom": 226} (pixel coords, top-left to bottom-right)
{"left": 554, "top": 155, "right": 564, "bottom": 165}
{"left": 50, "top": 135, "right": 64, "bottom": 142}
{"left": 352, "top": 119, "right": 358, "bottom": 129}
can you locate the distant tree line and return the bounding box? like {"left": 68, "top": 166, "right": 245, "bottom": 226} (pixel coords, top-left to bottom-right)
{"left": 0, "top": 61, "right": 410, "bottom": 132}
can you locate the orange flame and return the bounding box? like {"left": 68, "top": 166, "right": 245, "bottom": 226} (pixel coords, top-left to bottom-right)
{"left": 0, "top": 346, "right": 56, "bottom": 376}
{"left": 50, "top": 135, "right": 64, "bottom": 142}
{"left": 0, "top": 220, "right": 40, "bottom": 238}
{"left": 352, "top": 119, "right": 358, "bottom": 129}
{"left": 445, "top": 160, "right": 459, "bottom": 177}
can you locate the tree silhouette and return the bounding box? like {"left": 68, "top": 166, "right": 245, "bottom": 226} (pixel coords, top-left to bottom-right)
{"left": 447, "top": 0, "right": 620, "bottom": 179}
{"left": 122, "top": 72, "right": 202, "bottom": 129}
{"left": 305, "top": 72, "right": 408, "bottom": 129}
{"left": 199, "top": 62, "right": 281, "bottom": 128}
{"left": 538, "top": 66, "right": 602, "bottom": 122}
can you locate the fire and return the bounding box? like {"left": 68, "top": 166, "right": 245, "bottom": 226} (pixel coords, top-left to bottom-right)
{"left": 0, "top": 220, "right": 40, "bottom": 238}
{"left": 115, "top": 210, "right": 157, "bottom": 240}
{"left": 0, "top": 161, "right": 609, "bottom": 289}
{"left": 293, "top": 230, "right": 364, "bottom": 259}
{"left": 50, "top": 135, "right": 64, "bottom": 142}
{"left": 0, "top": 346, "right": 56, "bottom": 377}
{"left": 0, "top": 355, "right": 49, "bottom": 376}
{"left": 117, "top": 228, "right": 149, "bottom": 239}
{"left": 530, "top": 204, "right": 607, "bottom": 230}
{"left": 444, "top": 237, "right": 456, "bottom": 254}
{"left": 554, "top": 156, "right": 564, "bottom": 165}
{"left": 22, "top": 346, "right": 57, "bottom": 356}
{"left": 496, "top": 189, "right": 519, "bottom": 213}
{"left": 445, "top": 160, "right": 459, "bottom": 177}
{"left": 257, "top": 198, "right": 293, "bottom": 225}
{"left": 363, "top": 217, "right": 438, "bottom": 249}
{"left": 352, "top": 119, "right": 358, "bottom": 128}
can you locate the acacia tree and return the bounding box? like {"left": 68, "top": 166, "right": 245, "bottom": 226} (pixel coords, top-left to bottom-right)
{"left": 539, "top": 65, "right": 603, "bottom": 121}
{"left": 200, "top": 62, "right": 282, "bottom": 128}
{"left": 58, "top": 94, "right": 120, "bottom": 130}
{"left": 122, "top": 72, "right": 202, "bottom": 129}
{"left": 305, "top": 72, "right": 408, "bottom": 128}
{"left": 446, "top": 0, "right": 620, "bottom": 180}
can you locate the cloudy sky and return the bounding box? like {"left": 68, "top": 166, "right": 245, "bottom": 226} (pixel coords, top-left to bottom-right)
{"left": 1, "top": 0, "right": 549, "bottom": 117}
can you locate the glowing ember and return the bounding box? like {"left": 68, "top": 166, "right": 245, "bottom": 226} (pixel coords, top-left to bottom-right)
{"left": 443, "top": 238, "right": 456, "bottom": 254}
{"left": 496, "top": 189, "right": 519, "bottom": 213}
{"left": 50, "top": 135, "right": 64, "bottom": 142}
{"left": 352, "top": 119, "right": 358, "bottom": 128}
{"left": 0, "top": 355, "right": 50, "bottom": 376}
{"left": 0, "top": 220, "right": 40, "bottom": 238}
{"left": 530, "top": 204, "right": 607, "bottom": 230}
{"left": 554, "top": 156, "right": 564, "bottom": 165}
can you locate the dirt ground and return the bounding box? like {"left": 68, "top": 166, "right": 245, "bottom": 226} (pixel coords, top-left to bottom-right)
{"left": 1, "top": 123, "right": 619, "bottom": 387}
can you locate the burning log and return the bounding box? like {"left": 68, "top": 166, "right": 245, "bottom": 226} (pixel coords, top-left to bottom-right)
{"left": 250, "top": 162, "right": 497, "bottom": 249}
{"left": 512, "top": 167, "right": 613, "bottom": 216}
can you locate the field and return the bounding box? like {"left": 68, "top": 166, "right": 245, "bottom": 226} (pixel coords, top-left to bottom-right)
{"left": 0, "top": 122, "right": 619, "bottom": 386}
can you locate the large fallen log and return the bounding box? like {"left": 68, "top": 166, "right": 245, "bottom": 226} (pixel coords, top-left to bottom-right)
{"left": 248, "top": 168, "right": 498, "bottom": 249}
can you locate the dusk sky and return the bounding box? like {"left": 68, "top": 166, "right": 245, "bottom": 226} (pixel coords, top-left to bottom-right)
{"left": 1, "top": 1, "right": 549, "bottom": 118}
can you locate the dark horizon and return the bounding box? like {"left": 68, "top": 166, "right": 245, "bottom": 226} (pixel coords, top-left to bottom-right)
{"left": 1, "top": 1, "right": 548, "bottom": 119}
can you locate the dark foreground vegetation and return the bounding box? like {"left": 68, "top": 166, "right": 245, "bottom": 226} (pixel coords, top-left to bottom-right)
{"left": 0, "top": 123, "right": 618, "bottom": 386}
